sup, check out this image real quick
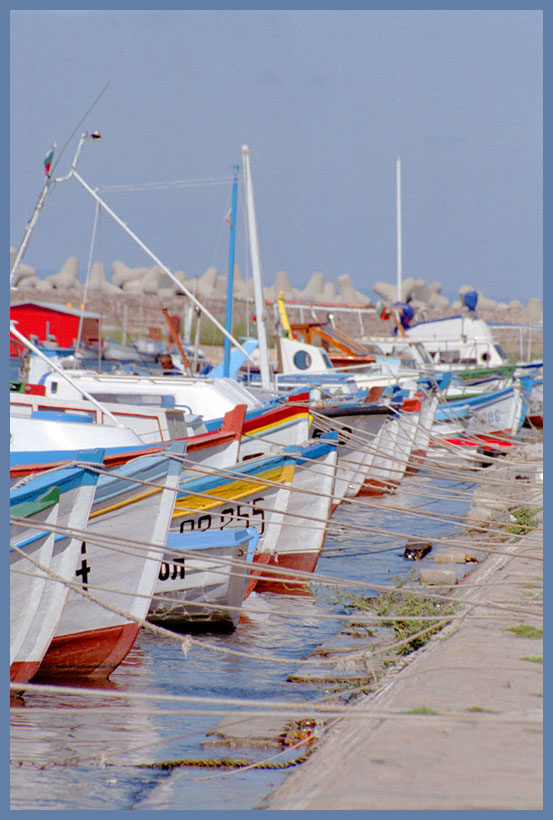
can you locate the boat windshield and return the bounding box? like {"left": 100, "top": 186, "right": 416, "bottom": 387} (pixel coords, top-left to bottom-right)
{"left": 391, "top": 343, "right": 433, "bottom": 366}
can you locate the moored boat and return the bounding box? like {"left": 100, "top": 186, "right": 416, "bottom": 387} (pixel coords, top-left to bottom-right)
{"left": 432, "top": 376, "right": 534, "bottom": 444}
{"left": 359, "top": 393, "right": 423, "bottom": 496}
{"left": 148, "top": 527, "right": 260, "bottom": 631}
{"left": 250, "top": 436, "right": 338, "bottom": 594}
{"left": 33, "top": 443, "right": 184, "bottom": 680}
{"left": 10, "top": 452, "right": 104, "bottom": 682}
{"left": 169, "top": 435, "right": 338, "bottom": 596}
{"left": 309, "top": 398, "right": 394, "bottom": 508}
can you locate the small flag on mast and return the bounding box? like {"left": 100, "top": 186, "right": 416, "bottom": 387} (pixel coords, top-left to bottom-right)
{"left": 43, "top": 143, "right": 56, "bottom": 177}
{"left": 225, "top": 208, "right": 232, "bottom": 228}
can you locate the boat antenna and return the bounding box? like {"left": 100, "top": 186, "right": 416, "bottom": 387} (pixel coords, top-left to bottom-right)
{"left": 10, "top": 82, "right": 110, "bottom": 288}
{"left": 49, "top": 82, "right": 110, "bottom": 179}
{"left": 396, "top": 156, "right": 402, "bottom": 302}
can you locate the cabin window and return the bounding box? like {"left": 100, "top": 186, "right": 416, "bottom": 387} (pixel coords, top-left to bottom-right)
{"left": 91, "top": 392, "right": 174, "bottom": 407}
{"left": 38, "top": 405, "right": 94, "bottom": 421}
{"left": 293, "top": 350, "right": 312, "bottom": 370}
{"left": 438, "top": 350, "right": 460, "bottom": 363}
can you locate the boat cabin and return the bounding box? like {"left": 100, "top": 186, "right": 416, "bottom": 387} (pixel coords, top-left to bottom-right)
{"left": 404, "top": 315, "right": 508, "bottom": 367}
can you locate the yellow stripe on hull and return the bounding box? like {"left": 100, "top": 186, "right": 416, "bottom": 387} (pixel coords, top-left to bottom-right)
{"left": 88, "top": 461, "right": 298, "bottom": 524}
{"left": 173, "top": 464, "right": 295, "bottom": 517}
{"left": 89, "top": 486, "right": 160, "bottom": 519}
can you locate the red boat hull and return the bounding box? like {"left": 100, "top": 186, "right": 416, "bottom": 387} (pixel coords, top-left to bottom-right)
{"left": 10, "top": 660, "right": 41, "bottom": 683}
{"left": 250, "top": 551, "right": 320, "bottom": 595}
{"left": 358, "top": 477, "right": 400, "bottom": 496}
{"left": 34, "top": 622, "right": 139, "bottom": 680}
{"left": 243, "top": 552, "right": 272, "bottom": 599}
{"left": 404, "top": 447, "right": 427, "bottom": 476}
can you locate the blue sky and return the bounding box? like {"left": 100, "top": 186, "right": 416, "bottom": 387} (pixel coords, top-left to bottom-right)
{"left": 10, "top": 9, "right": 542, "bottom": 303}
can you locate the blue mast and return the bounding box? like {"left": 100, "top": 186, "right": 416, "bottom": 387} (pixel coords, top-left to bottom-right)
{"left": 223, "top": 165, "right": 239, "bottom": 377}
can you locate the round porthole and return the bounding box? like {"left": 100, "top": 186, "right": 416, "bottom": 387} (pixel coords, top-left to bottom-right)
{"left": 293, "top": 350, "right": 312, "bottom": 370}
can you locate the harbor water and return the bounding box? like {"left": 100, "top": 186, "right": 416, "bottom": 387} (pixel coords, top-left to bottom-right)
{"left": 10, "top": 470, "right": 474, "bottom": 810}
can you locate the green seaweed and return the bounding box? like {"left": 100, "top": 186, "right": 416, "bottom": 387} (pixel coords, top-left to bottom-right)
{"left": 401, "top": 706, "right": 439, "bottom": 715}
{"left": 331, "top": 574, "right": 460, "bottom": 655}
{"left": 507, "top": 625, "right": 543, "bottom": 639}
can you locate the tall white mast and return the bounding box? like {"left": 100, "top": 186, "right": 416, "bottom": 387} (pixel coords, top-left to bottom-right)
{"left": 396, "top": 156, "right": 402, "bottom": 302}
{"left": 241, "top": 144, "right": 271, "bottom": 391}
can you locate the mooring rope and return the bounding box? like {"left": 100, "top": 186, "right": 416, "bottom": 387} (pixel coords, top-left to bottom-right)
{"left": 69, "top": 439, "right": 542, "bottom": 543}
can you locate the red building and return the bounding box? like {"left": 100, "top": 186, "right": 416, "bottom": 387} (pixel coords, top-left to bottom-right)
{"left": 10, "top": 301, "right": 101, "bottom": 356}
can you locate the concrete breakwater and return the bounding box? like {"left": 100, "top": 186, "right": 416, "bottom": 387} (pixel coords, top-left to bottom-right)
{"left": 10, "top": 247, "right": 543, "bottom": 323}
{"left": 262, "top": 441, "right": 543, "bottom": 810}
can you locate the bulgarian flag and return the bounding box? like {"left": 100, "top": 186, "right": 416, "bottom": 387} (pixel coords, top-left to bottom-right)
{"left": 43, "top": 143, "right": 56, "bottom": 177}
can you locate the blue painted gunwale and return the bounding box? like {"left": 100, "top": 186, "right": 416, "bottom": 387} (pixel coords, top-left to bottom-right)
{"left": 165, "top": 526, "right": 259, "bottom": 555}
{"left": 10, "top": 451, "right": 104, "bottom": 551}
{"left": 10, "top": 440, "right": 170, "bottom": 468}
{"left": 444, "top": 385, "right": 514, "bottom": 410}
{"left": 92, "top": 443, "right": 185, "bottom": 506}
{"left": 444, "top": 376, "right": 533, "bottom": 411}
{"left": 10, "top": 449, "right": 105, "bottom": 506}
{"left": 434, "top": 405, "right": 471, "bottom": 422}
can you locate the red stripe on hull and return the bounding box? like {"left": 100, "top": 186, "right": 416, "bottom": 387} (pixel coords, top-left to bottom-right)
{"left": 34, "top": 622, "right": 139, "bottom": 680}
{"left": 253, "top": 551, "right": 319, "bottom": 595}
{"left": 358, "top": 477, "right": 400, "bottom": 496}
{"left": 242, "top": 403, "right": 308, "bottom": 436}
{"left": 431, "top": 433, "right": 517, "bottom": 449}
{"left": 405, "top": 448, "right": 427, "bottom": 476}
{"left": 10, "top": 660, "right": 41, "bottom": 683}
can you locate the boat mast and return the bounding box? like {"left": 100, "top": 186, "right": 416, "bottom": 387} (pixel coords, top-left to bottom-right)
{"left": 396, "top": 156, "right": 402, "bottom": 302}
{"left": 241, "top": 145, "right": 271, "bottom": 391}
{"left": 223, "top": 165, "right": 239, "bottom": 377}
{"left": 10, "top": 178, "right": 53, "bottom": 288}
{"left": 10, "top": 140, "right": 65, "bottom": 287}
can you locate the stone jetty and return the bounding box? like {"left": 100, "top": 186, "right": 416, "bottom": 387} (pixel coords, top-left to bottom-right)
{"left": 262, "top": 442, "right": 543, "bottom": 810}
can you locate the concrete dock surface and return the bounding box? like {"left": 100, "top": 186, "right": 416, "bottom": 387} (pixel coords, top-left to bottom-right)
{"left": 263, "top": 445, "right": 543, "bottom": 810}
